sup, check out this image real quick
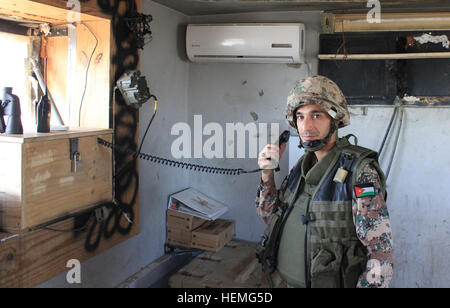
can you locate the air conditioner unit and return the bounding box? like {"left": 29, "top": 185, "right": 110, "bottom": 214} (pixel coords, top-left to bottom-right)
{"left": 186, "top": 23, "right": 305, "bottom": 64}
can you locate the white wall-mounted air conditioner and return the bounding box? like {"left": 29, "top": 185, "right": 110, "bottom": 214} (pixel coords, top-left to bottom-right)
{"left": 186, "top": 23, "right": 305, "bottom": 64}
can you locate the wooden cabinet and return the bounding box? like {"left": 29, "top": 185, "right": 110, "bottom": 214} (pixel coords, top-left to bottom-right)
{"left": 0, "top": 129, "right": 113, "bottom": 232}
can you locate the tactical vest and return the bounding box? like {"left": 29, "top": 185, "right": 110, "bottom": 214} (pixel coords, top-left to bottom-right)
{"left": 257, "top": 136, "right": 386, "bottom": 288}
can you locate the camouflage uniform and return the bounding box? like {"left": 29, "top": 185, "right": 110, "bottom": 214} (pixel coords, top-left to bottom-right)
{"left": 256, "top": 76, "right": 394, "bottom": 288}
{"left": 256, "top": 162, "right": 394, "bottom": 288}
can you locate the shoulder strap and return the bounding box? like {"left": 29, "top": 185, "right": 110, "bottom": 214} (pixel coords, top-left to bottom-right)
{"left": 336, "top": 139, "right": 386, "bottom": 199}
{"left": 352, "top": 157, "right": 387, "bottom": 199}
{"left": 342, "top": 142, "right": 387, "bottom": 199}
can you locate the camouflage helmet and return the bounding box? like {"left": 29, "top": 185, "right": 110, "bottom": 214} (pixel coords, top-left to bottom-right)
{"left": 286, "top": 75, "right": 350, "bottom": 129}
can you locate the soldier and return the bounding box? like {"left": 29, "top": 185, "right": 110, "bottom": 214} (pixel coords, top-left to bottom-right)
{"left": 255, "top": 76, "right": 393, "bottom": 288}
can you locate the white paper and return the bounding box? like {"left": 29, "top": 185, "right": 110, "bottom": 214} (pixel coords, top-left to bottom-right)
{"left": 168, "top": 188, "right": 229, "bottom": 220}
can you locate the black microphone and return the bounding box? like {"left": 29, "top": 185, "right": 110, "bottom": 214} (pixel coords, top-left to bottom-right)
{"left": 266, "top": 130, "right": 290, "bottom": 172}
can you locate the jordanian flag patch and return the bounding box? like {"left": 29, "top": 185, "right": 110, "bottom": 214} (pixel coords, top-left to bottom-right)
{"left": 354, "top": 184, "right": 376, "bottom": 198}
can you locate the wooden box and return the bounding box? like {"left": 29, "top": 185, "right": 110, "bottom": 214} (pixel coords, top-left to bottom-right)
{"left": 166, "top": 210, "right": 206, "bottom": 248}
{"left": 166, "top": 210, "right": 207, "bottom": 231}
{"left": 0, "top": 129, "right": 113, "bottom": 232}
{"left": 191, "top": 219, "right": 235, "bottom": 253}
{"left": 166, "top": 226, "right": 193, "bottom": 248}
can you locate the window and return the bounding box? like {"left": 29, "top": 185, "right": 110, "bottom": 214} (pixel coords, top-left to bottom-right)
{"left": 0, "top": 32, "right": 33, "bottom": 130}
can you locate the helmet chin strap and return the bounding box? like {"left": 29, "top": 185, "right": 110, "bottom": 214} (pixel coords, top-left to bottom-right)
{"left": 298, "top": 120, "right": 337, "bottom": 152}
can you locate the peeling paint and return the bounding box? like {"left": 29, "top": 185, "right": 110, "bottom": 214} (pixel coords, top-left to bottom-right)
{"left": 31, "top": 184, "right": 47, "bottom": 196}
{"left": 287, "top": 63, "right": 302, "bottom": 69}
{"left": 414, "top": 33, "right": 450, "bottom": 49}
{"left": 30, "top": 171, "right": 51, "bottom": 184}
{"left": 95, "top": 53, "right": 103, "bottom": 64}
{"left": 30, "top": 171, "right": 51, "bottom": 195}
{"left": 59, "top": 176, "right": 75, "bottom": 185}
{"left": 30, "top": 150, "right": 54, "bottom": 168}
{"left": 403, "top": 95, "right": 420, "bottom": 103}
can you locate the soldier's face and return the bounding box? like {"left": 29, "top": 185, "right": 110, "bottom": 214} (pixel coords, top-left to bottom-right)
{"left": 296, "top": 104, "right": 332, "bottom": 143}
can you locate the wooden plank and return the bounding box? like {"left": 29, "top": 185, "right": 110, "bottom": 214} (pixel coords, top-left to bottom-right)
{"left": 333, "top": 12, "right": 450, "bottom": 32}
{"left": 47, "top": 35, "right": 68, "bottom": 126}
{"left": 169, "top": 241, "right": 286, "bottom": 288}
{"left": 318, "top": 52, "right": 450, "bottom": 60}
{"left": 29, "top": 0, "right": 111, "bottom": 20}
{"left": 0, "top": 214, "right": 139, "bottom": 287}
{"left": 0, "top": 0, "right": 109, "bottom": 25}
{"left": 0, "top": 128, "right": 113, "bottom": 144}
{"left": 0, "top": 143, "right": 23, "bottom": 232}
{"left": 71, "top": 20, "right": 111, "bottom": 128}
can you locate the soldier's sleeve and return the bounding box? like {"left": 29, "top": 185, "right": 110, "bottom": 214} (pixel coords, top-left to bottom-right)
{"left": 352, "top": 163, "right": 394, "bottom": 288}
{"left": 255, "top": 175, "right": 282, "bottom": 224}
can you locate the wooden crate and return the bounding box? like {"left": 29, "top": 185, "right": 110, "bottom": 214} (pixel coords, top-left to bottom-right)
{"left": 169, "top": 240, "right": 286, "bottom": 288}
{"left": 166, "top": 210, "right": 207, "bottom": 249}
{"left": 191, "top": 219, "right": 235, "bottom": 253}
{"left": 166, "top": 226, "right": 193, "bottom": 248}
{"left": 0, "top": 129, "right": 113, "bottom": 232}
{"left": 166, "top": 210, "right": 206, "bottom": 231}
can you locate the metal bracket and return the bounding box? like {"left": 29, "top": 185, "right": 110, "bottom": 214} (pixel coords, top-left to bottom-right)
{"left": 48, "top": 27, "right": 68, "bottom": 37}
{"left": 95, "top": 207, "right": 109, "bottom": 223}
{"left": 70, "top": 138, "right": 81, "bottom": 173}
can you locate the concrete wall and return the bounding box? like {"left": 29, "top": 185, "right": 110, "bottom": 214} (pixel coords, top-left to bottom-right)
{"left": 40, "top": 1, "right": 450, "bottom": 288}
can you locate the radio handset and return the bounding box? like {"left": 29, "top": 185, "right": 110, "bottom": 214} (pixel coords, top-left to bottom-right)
{"left": 267, "top": 130, "right": 290, "bottom": 172}
{"left": 277, "top": 130, "right": 291, "bottom": 147}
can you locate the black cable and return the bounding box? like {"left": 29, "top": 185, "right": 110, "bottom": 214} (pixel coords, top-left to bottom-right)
{"left": 97, "top": 138, "right": 263, "bottom": 175}
{"left": 43, "top": 212, "right": 93, "bottom": 233}
{"left": 137, "top": 95, "right": 158, "bottom": 154}
{"left": 386, "top": 107, "right": 404, "bottom": 180}
{"left": 378, "top": 105, "right": 399, "bottom": 156}
{"left": 78, "top": 22, "right": 99, "bottom": 126}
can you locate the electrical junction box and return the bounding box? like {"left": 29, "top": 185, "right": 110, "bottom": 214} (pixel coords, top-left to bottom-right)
{"left": 0, "top": 128, "right": 113, "bottom": 233}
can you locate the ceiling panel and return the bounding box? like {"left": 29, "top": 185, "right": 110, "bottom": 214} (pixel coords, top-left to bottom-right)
{"left": 151, "top": 0, "right": 450, "bottom": 16}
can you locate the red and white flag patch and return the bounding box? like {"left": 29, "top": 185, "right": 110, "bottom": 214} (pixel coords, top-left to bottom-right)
{"left": 354, "top": 184, "right": 376, "bottom": 198}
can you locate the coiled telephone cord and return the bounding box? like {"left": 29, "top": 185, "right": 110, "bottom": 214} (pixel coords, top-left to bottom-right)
{"left": 97, "top": 138, "right": 263, "bottom": 175}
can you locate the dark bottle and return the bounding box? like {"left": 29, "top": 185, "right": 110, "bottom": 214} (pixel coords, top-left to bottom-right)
{"left": 2, "top": 87, "right": 23, "bottom": 135}
{"left": 36, "top": 92, "right": 51, "bottom": 133}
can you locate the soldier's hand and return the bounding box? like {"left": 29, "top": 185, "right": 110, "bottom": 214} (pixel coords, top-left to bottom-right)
{"left": 258, "top": 143, "right": 287, "bottom": 173}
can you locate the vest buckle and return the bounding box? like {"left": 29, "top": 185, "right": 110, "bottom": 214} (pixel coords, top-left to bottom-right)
{"left": 301, "top": 213, "right": 316, "bottom": 225}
